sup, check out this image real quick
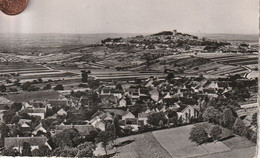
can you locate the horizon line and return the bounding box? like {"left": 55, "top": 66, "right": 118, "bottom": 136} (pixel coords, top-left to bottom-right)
{"left": 0, "top": 32, "right": 258, "bottom": 36}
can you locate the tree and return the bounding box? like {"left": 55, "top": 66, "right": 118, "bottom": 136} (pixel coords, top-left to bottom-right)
{"left": 14, "top": 79, "right": 21, "bottom": 86}
{"left": 220, "top": 108, "right": 236, "bottom": 129}
{"left": 210, "top": 125, "right": 222, "bottom": 141}
{"left": 22, "top": 142, "right": 32, "bottom": 156}
{"left": 115, "top": 83, "right": 123, "bottom": 91}
{"left": 6, "top": 79, "right": 12, "bottom": 84}
{"left": 232, "top": 118, "right": 246, "bottom": 135}
{"left": 3, "top": 110, "right": 16, "bottom": 124}
{"left": 95, "top": 131, "right": 115, "bottom": 156}
{"left": 86, "top": 130, "right": 99, "bottom": 142}
{"left": 147, "top": 112, "right": 167, "bottom": 126}
{"left": 28, "top": 85, "right": 40, "bottom": 91}
{"left": 32, "top": 149, "right": 41, "bottom": 156}
{"left": 43, "top": 84, "right": 52, "bottom": 90}
{"left": 0, "top": 84, "right": 6, "bottom": 92}
{"left": 3, "top": 146, "right": 18, "bottom": 156}
{"left": 37, "top": 78, "right": 43, "bottom": 83}
{"left": 39, "top": 145, "right": 51, "bottom": 156}
{"left": 202, "top": 106, "right": 220, "bottom": 123}
{"left": 81, "top": 70, "right": 91, "bottom": 83}
{"left": 21, "top": 82, "right": 31, "bottom": 91}
{"left": 52, "top": 147, "right": 78, "bottom": 157}
{"left": 0, "top": 122, "right": 9, "bottom": 138}
{"left": 168, "top": 110, "right": 178, "bottom": 118}
{"left": 11, "top": 102, "right": 23, "bottom": 112}
{"left": 189, "top": 125, "right": 208, "bottom": 145}
{"left": 252, "top": 112, "right": 257, "bottom": 127}
{"left": 76, "top": 142, "right": 95, "bottom": 157}
{"left": 10, "top": 115, "right": 21, "bottom": 124}
{"left": 53, "top": 84, "right": 64, "bottom": 91}
{"left": 52, "top": 128, "right": 81, "bottom": 148}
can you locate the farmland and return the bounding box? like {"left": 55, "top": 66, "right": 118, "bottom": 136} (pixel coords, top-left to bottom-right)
{"left": 114, "top": 132, "right": 171, "bottom": 158}
{"left": 113, "top": 124, "right": 256, "bottom": 158}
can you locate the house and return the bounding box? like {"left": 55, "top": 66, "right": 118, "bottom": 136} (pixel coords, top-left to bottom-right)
{"left": 122, "top": 110, "right": 135, "bottom": 120}
{"left": 47, "top": 99, "right": 68, "bottom": 107}
{"left": 177, "top": 105, "right": 199, "bottom": 123}
{"left": 150, "top": 89, "right": 159, "bottom": 102}
{"left": 18, "top": 119, "right": 32, "bottom": 126}
{"left": 138, "top": 113, "right": 149, "bottom": 125}
{"left": 26, "top": 108, "right": 46, "bottom": 119}
{"left": 99, "top": 95, "right": 118, "bottom": 105}
{"left": 18, "top": 119, "right": 31, "bottom": 132}
{"left": 55, "top": 124, "right": 96, "bottom": 137}
{"left": 110, "top": 90, "right": 122, "bottom": 99}
{"left": 4, "top": 136, "right": 52, "bottom": 153}
{"left": 121, "top": 110, "right": 139, "bottom": 131}
{"left": 22, "top": 102, "right": 33, "bottom": 109}
{"left": 57, "top": 108, "right": 67, "bottom": 116}
{"left": 92, "top": 119, "right": 106, "bottom": 131}
{"left": 32, "top": 123, "right": 47, "bottom": 135}
{"left": 118, "top": 97, "right": 127, "bottom": 107}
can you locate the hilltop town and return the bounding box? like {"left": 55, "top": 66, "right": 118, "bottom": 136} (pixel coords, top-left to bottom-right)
{"left": 0, "top": 30, "right": 258, "bottom": 157}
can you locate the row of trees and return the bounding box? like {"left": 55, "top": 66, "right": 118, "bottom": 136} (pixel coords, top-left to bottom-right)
{"left": 202, "top": 105, "right": 257, "bottom": 143}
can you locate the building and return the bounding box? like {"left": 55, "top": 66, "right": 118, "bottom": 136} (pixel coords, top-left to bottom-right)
{"left": 177, "top": 105, "right": 199, "bottom": 123}
{"left": 4, "top": 137, "right": 52, "bottom": 153}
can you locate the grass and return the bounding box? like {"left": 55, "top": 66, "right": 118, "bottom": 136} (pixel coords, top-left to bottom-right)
{"left": 152, "top": 124, "right": 231, "bottom": 157}
{"left": 5, "top": 91, "right": 61, "bottom": 102}
{"left": 222, "top": 135, "right": 256, "bottom": 149}
{"left": 198, "top": 147, "right": 256, "bottom": 158}
{"left": 114, "top": 132, "right": 171, "bottom": 158}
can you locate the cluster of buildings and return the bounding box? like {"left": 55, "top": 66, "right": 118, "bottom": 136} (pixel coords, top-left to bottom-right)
{"left": 1, "top": 72, "right": 256, "bottom": 155}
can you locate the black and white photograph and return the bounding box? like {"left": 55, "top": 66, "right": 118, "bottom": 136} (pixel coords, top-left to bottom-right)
{"left": 0, "top": 0, "right": 258, "bottom": 157}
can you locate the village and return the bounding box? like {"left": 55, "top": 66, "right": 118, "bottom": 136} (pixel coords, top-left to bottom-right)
{"left": 0, "top": 30, "right": 258, "bottom": 157}
{"left": 0, "top": 64, "right": 258, "bottom": 157}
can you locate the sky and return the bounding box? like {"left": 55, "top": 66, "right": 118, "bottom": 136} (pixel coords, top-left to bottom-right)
{"left": 0, "top": 0, "right": 258, "bottom": 34}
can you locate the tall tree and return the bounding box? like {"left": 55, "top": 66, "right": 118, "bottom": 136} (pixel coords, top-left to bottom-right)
{"left": 147, "top": 112, "right": 167, "bottom": 126}
{"left": 95, "top": 131, "right": 115, "bottom": 156}
{"left": 189, "top": 125, "right": 208, "bottom": 145}
{"left": 52, "top": 128, "right": 81, "bottom": 148}
{"left": 22, "top": 142, "right": 32, "bottom": 156}
{"left": 232, "top": 118, "right": 246, "bottom": 135}
{"left": 39, "top": 145, "right": 51, "bottom": 156}
{"left": 11, "top": 102, "right": 23, "bottom": 112}
{"left": 252, "top": 112, "right": 257, "bottom": 127}
{"left": 220, "top": 108, "right": 236, "bottom": 129}
{"left": 202, "top": 106, "right": 220, "bottom": 123}
{"left": 0, "top": 84, "right": 6, "bottom": 92}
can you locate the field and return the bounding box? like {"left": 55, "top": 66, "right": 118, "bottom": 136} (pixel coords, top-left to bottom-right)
{"left": 113, "top": 132, "right": 171, "bottom": 158}
{"left": 113, "top": 124, "right": 256, "bottom": 158}
{"left": 4, "top": 91, "right": 61, "bottom": 102}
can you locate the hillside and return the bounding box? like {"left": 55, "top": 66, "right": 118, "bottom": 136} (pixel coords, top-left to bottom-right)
{"left": 0, "top": 30, "right": 258, "bottom": 78}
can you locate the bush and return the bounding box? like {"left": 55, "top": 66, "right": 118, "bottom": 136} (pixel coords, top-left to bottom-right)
{"left": 43, "top": 84, "right": 52, "bottom": 90}
{"left": 3, "top": 146, "right": 18, "bottom": 156}
{"left": 189, "top": 125, "right": 208, "bottom": 145}
{"left": 220, "top": 108, "right": 236, "bottom": 129}
{"left": 203, "top": 106, "right": 220, "bottom": 123}
{"left": 21, "top": 82, "right": 31, "bottom": 91}
{"left": 252, "top": 112, "right": 257, "bottom": 126}
{"left": 53, "top": 84, "right": 64, "bottom": 91}
{"left": 232, "top": 118, "right": 246, "bottom": 135}
{"left": 210, "top": 125, "right": 222, "bottom": 141}
{"left": 147, "top": 112, "right": 167, "bottom": 126}
{"left": 32, "top": 149, "right": 41, "bottom": 156}
{"left": 78, "top": 83, "right": 88, "bottom": 88}
{"left": 0, "top": 84, "right": 6, "bottom": 92}
{"left": 27, "top": 85, "right": 40, "bottom": 91}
